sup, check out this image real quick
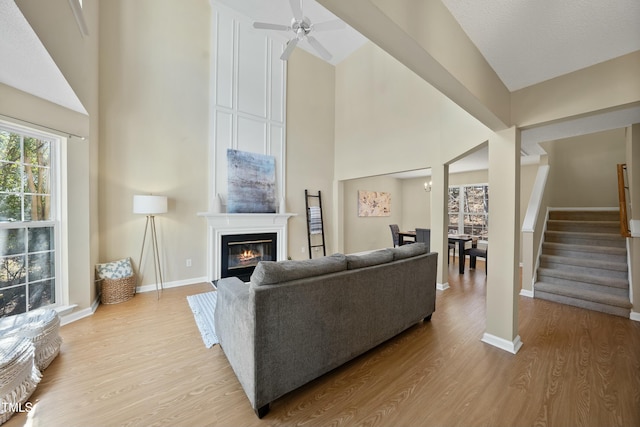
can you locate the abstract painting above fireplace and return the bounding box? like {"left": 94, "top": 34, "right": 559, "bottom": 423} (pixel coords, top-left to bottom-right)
{"left": 227, "top": 149, "right": 277, "bottom": 214}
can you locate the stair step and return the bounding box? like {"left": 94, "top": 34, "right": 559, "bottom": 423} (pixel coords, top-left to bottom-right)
{"left": 547, "top": 220, "right": 620, "bottom": 234}
{"left": 535, "top": 281, "right": 631, "bottom": 308}
{"left": 537, "top": 209, "right": 631, "bottom": 318}
{"left": 544, "top": 230, "right": 626, "bottom": 248}
{"left": 541, "top": 242, "right": 627, "bottom": 263}
{"left": 540, "top": 254, "right": 628, "bottom": 275}
{"left": 535, "top": 287, "right": 631, "bottom": 318}
{"left": 549, "top": 210, "right": 620, "bottom": 222}
{"left": 537, "top": 267, "right": 629, "bottom": 290}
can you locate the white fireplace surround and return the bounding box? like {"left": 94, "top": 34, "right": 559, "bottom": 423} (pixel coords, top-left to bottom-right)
{"left": 198, "top": 213, "right": 296, "bottom": 281}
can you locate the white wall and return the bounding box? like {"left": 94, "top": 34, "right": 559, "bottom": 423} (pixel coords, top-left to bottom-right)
{"left": 209, "top": 4, "right": 287, "bottom": 209}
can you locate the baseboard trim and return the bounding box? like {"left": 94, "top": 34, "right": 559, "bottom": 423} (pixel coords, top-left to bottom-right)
{"left": 630, "top": 311, "right": 640, "bottom": 322}
{"left": 481, "top": 333, "right": 523, "bottom": 354}
{"left": 136, "top": 276, "right": 209, "bottom": 294}
{"left": 61, "top": 297, "right": 99, "bottom": 326}
{"left": 520, "top": 289, "right": 534, "bottom": 298}
{"left": 437, "top": 282, "right": 450, "bottom": 291}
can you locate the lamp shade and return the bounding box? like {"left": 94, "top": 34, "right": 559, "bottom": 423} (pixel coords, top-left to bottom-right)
{"left": 133, "top": 195, "right": 168, "bottom": 215}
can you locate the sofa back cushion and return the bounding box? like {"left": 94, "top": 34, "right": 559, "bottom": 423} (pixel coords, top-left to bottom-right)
{"left": 392, "top": 242, "right": 428, "bottom": 260}
{"left": 251, "top": 253, "right": 347, "bottom": 286}
{"left": 346, "top": 248, "right": 394, "bottom": 270}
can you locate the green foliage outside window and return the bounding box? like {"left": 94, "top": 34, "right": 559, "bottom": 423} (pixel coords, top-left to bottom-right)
{"left": 0, "top": 128, "right": 55, "bottom": 317}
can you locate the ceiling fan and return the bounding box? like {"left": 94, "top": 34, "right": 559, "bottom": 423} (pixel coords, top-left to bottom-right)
{"left": 253, "top": 0, "right": 345, "bottom": 61}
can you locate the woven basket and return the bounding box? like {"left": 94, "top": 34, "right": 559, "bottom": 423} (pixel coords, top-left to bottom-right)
{"left": 101, "top": 274, "right": 136, "bottom": 304}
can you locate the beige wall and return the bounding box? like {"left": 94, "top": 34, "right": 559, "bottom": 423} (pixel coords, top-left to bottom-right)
{"left": 286, "top": 49, "right": 336, "bottom": 259}
{"left": 10, "top": 0, "right": 99, "bottom": 311}
{"left": 402, "top": 177, "right": 431, "bottom": 232}
{"left": 343, "top": 175, "right": 403, "bottom": 253}
{"left": 512, "top": 52, "right": 640, "bottom": 128}
{"left": 543, "top": 128, "right": 626, "bottom": 208}
{"left": 334, "top": 41, "right": 491, "bottom": 182}
{"left": 342, "top": 165, "right": 537, "bottom": 260}
{"left": 334, "top": 42, "right": 442, "bottom": 181}
{"left": 98, "top": 0, "right": 210, "bottom": 286}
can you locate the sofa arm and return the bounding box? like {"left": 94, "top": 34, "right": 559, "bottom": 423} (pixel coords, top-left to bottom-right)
{"left": 214, "top": 277, "right": 258, "bottom": 408}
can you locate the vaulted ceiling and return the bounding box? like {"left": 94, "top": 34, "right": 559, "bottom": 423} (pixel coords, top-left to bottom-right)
{"left": 1, "top": 0, "right": 638, "bottom": 167}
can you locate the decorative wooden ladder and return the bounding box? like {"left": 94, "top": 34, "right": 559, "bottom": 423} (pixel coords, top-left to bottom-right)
{"left": 305, "top": 190, "right": 326, "bottom": 259}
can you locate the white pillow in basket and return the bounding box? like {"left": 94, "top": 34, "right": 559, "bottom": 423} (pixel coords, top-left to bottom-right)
{"left": 96, "top": 258, "right": 133, "bottom": 280}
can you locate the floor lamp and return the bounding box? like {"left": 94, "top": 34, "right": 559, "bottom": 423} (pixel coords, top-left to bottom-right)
{"left": 134, "top": 195, "right": 168, "bottom": 299}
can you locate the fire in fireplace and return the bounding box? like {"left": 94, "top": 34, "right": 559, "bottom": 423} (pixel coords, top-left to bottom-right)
{"left": 221, "top": 233, "right": 277, "bottom": 281}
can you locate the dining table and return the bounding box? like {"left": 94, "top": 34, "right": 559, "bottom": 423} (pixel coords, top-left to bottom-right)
{"left": 448, "top": 234, "right": 473, "bottom": 274}
{"left": 398, "top": 230, "right": 416, "bottom": 246}
{"left": 398, "top": 231, "right": 474, "bottom": 274}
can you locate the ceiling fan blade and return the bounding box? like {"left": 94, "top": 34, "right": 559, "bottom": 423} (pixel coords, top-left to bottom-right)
{"left": 307, "top": 36, "right": 332, "bottom": 61}
{"left": 280, "top": 38, "right": 299, "bottom": 61}
{"left": 289, "top": 0, "right": 303, "bottom": 22}
{"left": 253, "top": 22, "right": 290, "bottom": 31}
{"left": 312, "top": 19, "right": 346, "bottom": 32}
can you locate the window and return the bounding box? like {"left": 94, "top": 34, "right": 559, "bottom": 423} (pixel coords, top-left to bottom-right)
{"left": 0, "top": 125, "right": 59, "bottom": 318}
{"left": 448, "top": 184, "right": 489, "bottom": 240}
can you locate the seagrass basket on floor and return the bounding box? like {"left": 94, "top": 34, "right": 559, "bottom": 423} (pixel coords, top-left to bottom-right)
{"left": 100, "top": 275, "right": 136, "bottom": 304}
{"left": 96, "top": 258, "right": 136, "bottom": 305}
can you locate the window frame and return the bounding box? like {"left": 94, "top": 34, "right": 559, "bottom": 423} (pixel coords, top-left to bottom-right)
{"left": 448, "top": 183, "right": 489, "bottom": 242}
{"left": 0, "top": 121, "right": 64, "bottom": 316}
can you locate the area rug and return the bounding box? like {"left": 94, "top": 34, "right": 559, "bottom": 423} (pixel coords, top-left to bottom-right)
{"left": 187, "top": 291, "right": 219, "bottom": 348}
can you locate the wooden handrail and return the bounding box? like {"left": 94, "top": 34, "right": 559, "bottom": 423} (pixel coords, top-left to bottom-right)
{"left": 617, "top": 163, "right": 631, "bottom": 237}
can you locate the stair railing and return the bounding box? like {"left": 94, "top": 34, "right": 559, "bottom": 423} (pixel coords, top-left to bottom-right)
{"left": 617, "top": 163, "right": 631, "bottom": 237}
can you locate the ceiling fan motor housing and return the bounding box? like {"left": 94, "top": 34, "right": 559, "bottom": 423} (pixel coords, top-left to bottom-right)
{"left": 291, "top": 16, "right": 311, "bottom": 38}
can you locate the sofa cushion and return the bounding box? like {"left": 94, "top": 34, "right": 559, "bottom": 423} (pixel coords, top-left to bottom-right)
{"left": 346, "top": 248, "right": 394, "bottom": 270}
{"left": 251, "top": 253, "right": 347, "bottom": 286}
{"left": 392, "top": 242, "right": 428, "bottom": 260}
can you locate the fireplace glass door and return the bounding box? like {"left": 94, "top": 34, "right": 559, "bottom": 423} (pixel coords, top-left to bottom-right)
{"left": 221, "top": 233, "right": 277, "bottom": 281}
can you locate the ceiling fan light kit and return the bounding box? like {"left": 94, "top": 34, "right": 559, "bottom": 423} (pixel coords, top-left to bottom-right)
{"left": 252, "top": 0, "right": 345, "bottom": 61}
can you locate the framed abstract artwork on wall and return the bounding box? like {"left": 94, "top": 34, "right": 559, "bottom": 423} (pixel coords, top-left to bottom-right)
{"left": 227, "top": 149, "right": 277, "bottom": 213}
{"left": 357, "top": 190, "right": 391, "bottom": 217}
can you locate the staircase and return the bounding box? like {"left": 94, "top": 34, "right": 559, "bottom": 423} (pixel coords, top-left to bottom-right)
{"left": 534, "top": 210, "right": 632, "bottom": 318}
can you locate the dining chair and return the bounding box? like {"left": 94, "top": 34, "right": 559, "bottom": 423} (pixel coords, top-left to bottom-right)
{"left": 448, "top": 242, "right": 455, "bottom": 264}
{"left": 389, "top": 224, "right": 400, "bottom": 247}
{"left": 467, "top": 243, "right": 488, "bottom": 273}
{"left": 415, "top": 228, "right": 430, "bottom": 251}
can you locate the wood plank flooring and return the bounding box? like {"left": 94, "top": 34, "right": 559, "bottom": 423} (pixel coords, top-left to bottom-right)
{"left": 4, "top": 261, "right": 640, "bottom": 426}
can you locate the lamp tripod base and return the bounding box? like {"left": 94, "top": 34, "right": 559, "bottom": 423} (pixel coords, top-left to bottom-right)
{"left": 138, "top": 215, "right": 164, "bottom": 299}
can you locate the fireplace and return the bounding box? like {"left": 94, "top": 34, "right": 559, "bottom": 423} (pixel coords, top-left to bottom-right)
{"left": 221, "top": 233, "right": 277, "bottom": 281}
{"left": 198, "top": 213, "right": 295, "bottom": 281}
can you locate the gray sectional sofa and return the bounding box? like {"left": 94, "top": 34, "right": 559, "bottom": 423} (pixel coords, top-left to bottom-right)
{"left": 214, "top": 242, "right": 438, "bottom": 418}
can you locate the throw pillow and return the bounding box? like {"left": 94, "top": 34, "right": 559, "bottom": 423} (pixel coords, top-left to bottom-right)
{"left": 96, "top": 258, "right": 134, "bottom": 279}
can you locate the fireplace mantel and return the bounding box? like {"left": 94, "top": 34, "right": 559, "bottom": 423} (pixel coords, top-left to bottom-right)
{"left": 198, "top": 212, "right": 296, "bottom": 281}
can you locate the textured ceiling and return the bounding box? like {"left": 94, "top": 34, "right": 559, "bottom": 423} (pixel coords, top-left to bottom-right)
{"left": 441, "top": 0, "right": 640, "bottom": 90}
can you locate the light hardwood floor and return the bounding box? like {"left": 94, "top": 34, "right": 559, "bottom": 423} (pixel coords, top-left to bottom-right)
{"left": 5, "top": 261, "right": 640, "bottom": 427}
